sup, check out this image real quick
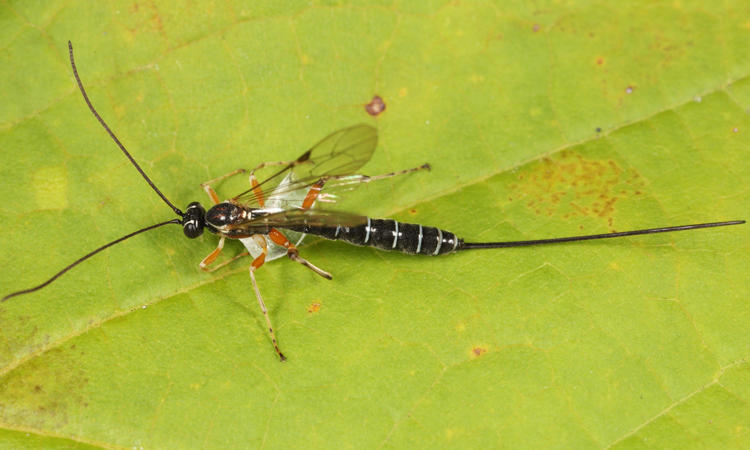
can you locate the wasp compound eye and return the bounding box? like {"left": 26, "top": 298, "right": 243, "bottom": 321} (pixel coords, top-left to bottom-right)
{"left": 182, "top": 202, "right": 206, "bottom": 239}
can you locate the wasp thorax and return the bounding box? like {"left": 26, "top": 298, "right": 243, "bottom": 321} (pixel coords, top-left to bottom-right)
{"left": 206, "top": 202, "right": 244, "bottom": 228}
{"left": 182, "top": 201, "right": 206, "bottom": 239}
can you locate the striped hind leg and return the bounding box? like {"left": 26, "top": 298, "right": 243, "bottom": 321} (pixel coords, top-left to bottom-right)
{"left": 268, "top": 228, "right": 332, "bottom": 280}
{"left": 247, "top": 236, "right": 286, "bottom": 361}
{"left": 311, "top": 164, "right": 431, "bottom": 204}
{"left": 356, "top": 163, "right": 431, "bottom": 183}
{"left": 326, "top": 163, "right": 431, "bottom": 189}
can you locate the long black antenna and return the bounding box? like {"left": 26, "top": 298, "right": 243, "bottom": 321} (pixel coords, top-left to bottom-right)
{"left": 68, "top": 41, "right": 183, "bottom": 218}
{"left": 460, "top": 220, "right": 745, "bottom": 250}
{"left": 2, "top": 43, "right": 188, "bottom": 302}
{"left": 2, "top": 219, "right": 181, "bottom": 302}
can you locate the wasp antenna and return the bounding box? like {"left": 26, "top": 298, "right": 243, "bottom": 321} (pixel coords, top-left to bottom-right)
{"left": 459, "top": 220, "right": 746, "bottom": 250}
{"left": 67, "top": 41, "right": 183, "bottom": 218}
{"left": 2, "top": 219, "right": 181, "bottom": 302}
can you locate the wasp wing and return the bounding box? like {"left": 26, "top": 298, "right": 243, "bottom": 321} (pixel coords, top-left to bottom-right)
{"left": 226, "top": 209, "right": 367, "bottom": 238}
{"left": 287, "top": 123, "right": 378, "bottom": 181}
{"left": 233, "top": 124, "right": 377, "bottom": 207}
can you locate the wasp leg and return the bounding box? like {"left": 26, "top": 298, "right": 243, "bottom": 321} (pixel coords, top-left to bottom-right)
{"left": 287, "top": 249, "right": 332, "bottom": 279}
{"left": 301, "top": 179, "right": 326, "bottom": 210}
{"left": 306, "top": 164, "right": 430, "bottom": 204}
{"left": 358, "top": 162, "right": 431, "bottom": 182}
{"left": 199, "top": 237, "right": 250, "bottom": 273}
{"left": 199, "top": 236, "right": 225, "bottom": 270}
{"left": 298, "top": 162, "right": 429, "bottom": 209}
{"left": 249, "top": 160, "right": 294, "bottom": 175}
{"left": 247, "top": 239, "right": 286, "bottom": 362}
{"left": 248, "top": 173, "right": 265, "bottom": 207}
{"left": 200, "top": 169, "right": 248, "bottom": 205}
{"left": 326, "top": 163, "right": 431, "bottom": 188}
{"left": 247, "top": 160, "right": 295, "bottom": 207}
{"left": 268, "top": 228, "right": 332, "bottom": 279}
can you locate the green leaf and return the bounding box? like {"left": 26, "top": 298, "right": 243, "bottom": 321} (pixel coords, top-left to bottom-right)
{"left": 1, "top": 1, "right": 749, "bottom": 448}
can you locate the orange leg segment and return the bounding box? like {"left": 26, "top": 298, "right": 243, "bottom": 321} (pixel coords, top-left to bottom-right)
{"left": 243, "top": 160, "right": 293, "bottom": 206}
{"left": 250, "top": 174, "right": 265, "bottom": 207}
{"left": 199, "top": 237, "right": 225, "bottom": 270}
{"left": 251, "top": 251, "right": 266, "bottom": 270}
{"left": 301, "top": 180, "right": 326, "bottom": 210}
{"left": 199, "top": 237, "right": 250, "bottom": 273}
{"left": 268, "top": 228, "right": 292, "bottom": 249}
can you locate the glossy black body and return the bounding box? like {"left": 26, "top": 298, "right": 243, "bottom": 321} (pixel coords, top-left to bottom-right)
{"left": 289, "top": 218, "right": 461, "bottom": 255}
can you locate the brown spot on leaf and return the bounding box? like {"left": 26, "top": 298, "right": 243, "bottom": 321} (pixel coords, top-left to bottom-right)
{"left": 509, "top": 151, "right": 645, "bottom": 226}
{"left": 472, "top": 347, "right": 487, "bottom": 357}
{"left": 365, "top": 95, "right": 386, "bottom": 116}
{"left": 0, "top": 345, "right": 89, "bottom": 429}
{"left": 307, "top": 302, "right": 321, "bottom": 313}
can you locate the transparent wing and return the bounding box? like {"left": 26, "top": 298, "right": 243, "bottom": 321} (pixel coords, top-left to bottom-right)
{"left": 232, "top": 209, "right": 368, "bottom": 233}
{"left": 287, "top": 123, "right": 378, "bottom": 181}
{"left": 233, "top": 124, "right": 378, "bottom": 207}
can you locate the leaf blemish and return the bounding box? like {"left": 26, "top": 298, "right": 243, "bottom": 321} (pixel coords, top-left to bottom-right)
{"left": 32, "top": 166, "right": 68, "bottom": 210}
{"left": 510, "top": 151, "right": 644, "bottom": 223}
{"left": 365, "top": 95, "right": 386, "bottom": 116}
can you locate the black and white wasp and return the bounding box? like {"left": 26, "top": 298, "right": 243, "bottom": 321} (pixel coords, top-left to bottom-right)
{"left": 3, "top": 42, "right": 744, "bottom": 361}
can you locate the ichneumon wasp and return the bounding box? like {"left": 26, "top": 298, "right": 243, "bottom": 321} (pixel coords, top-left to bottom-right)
{"left": 2, "top": 42, "right": 745, "bottom": 361}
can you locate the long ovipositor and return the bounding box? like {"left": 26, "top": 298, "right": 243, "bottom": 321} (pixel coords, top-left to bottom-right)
{"left": 290, "top": 218, "right": 746, "bottom": 256}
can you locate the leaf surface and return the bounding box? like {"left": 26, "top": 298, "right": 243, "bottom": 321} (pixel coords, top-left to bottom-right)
{"left": 1, "top": 1, "right": 749, "bottom": 448}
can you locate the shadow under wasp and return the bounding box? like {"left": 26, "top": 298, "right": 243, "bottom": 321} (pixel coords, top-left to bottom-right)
{"left": 2, "top": 42, "right": 745, "bottom": 361}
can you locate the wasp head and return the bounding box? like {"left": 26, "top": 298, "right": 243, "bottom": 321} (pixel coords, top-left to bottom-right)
{"left": 182, "top": 202, "right": 206, "bottom": 238}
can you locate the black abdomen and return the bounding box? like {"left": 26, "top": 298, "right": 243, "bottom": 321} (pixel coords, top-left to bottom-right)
{"left": 291, "top": 218, "right": 461, "bottom": 255}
